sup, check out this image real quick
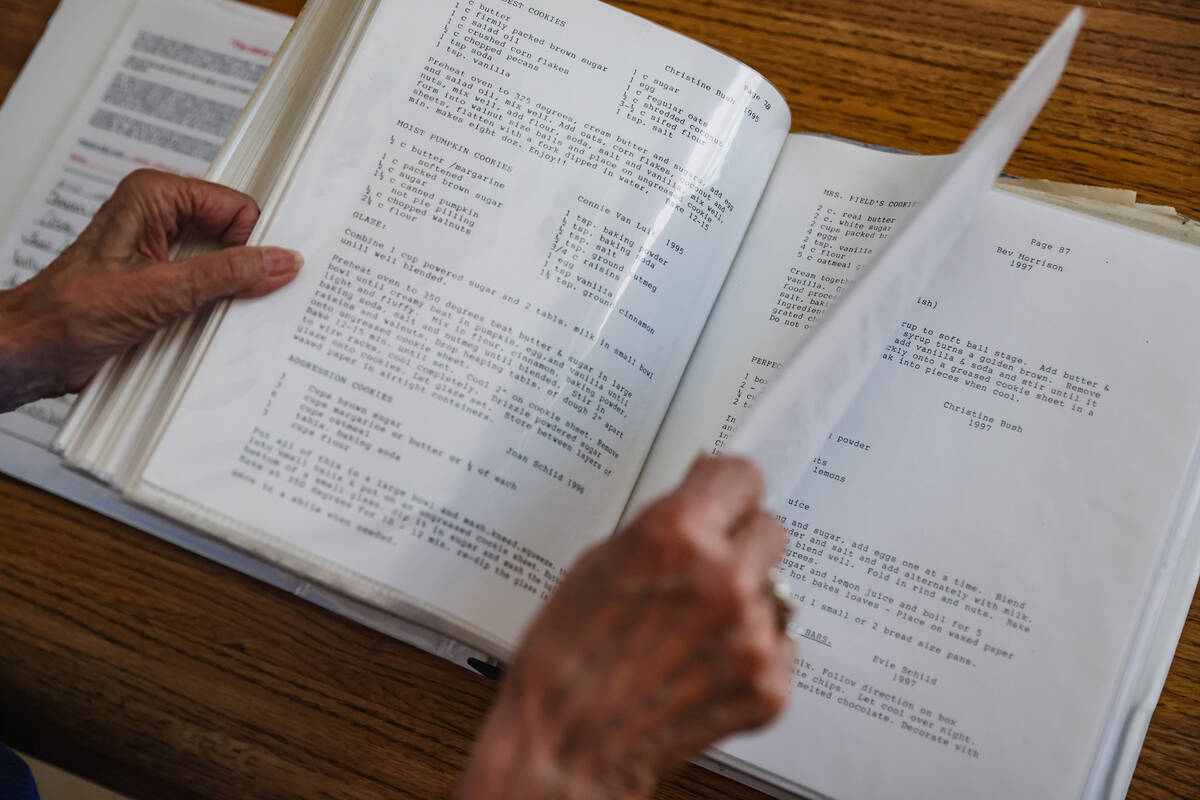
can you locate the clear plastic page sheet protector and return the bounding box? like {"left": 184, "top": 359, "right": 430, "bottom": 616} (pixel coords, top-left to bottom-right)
{"left": 0, "top": 0, "right": 290, "bottom": 448}
{"left": 639, "top": 135, "right": 1200, "bottom": 799}
{"left": 0, "top": 0, "right": 491, "bottom": 670}
{"left": 133, "top": 0, "right": 791, "bottom": 657}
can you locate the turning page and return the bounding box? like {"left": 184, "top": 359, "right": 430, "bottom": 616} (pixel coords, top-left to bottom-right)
{"left": 131, "top": 0, "right": 790, "bottom": 654}
{"left": 725, "top": 8, "right": 1082, "bottom": 507}
{"left": 634, "top": 134, "right": 1200, "bottom": 798}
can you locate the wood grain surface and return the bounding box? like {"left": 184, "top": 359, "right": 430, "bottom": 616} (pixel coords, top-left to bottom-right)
{"left": 1, "top": 0, "right": 1197, "bottom": 798}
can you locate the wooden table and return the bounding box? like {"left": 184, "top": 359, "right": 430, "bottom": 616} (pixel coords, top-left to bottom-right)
{"left": 1, "top": 0, "right": 1197, "bottom": 798}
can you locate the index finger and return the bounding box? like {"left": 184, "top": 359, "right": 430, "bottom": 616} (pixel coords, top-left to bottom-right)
{"left": 109, "top": 170, "right": 262, "bottom": 253}
{"left": 675, "top": 456, "right": 765, "bottom": 535}
{"left": 731, "top": 511, "right": 789, "bottom": 586}
{"left": 166, "top": 174, "right": 262, "bottom": 247}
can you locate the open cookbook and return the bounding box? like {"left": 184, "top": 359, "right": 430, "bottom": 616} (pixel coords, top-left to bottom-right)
{"left": 2, "top": 0, "right": 1199, "bottom": 798}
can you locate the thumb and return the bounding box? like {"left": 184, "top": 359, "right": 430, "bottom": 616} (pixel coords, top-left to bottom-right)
{"left": 131, "top": 246, "right": 304, "bottom": 323}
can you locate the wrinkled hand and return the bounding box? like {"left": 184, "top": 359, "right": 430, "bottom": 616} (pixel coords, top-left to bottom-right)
{"left": 0, "top": 169, "right": 302, "bottom": 412}
{"left": 459, "top": 457, "right": 794, "bottom": 800}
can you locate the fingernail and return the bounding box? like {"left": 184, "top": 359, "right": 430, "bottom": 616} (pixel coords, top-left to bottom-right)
{"left": 265, "top": 248, "right": 304, "bottom": 276}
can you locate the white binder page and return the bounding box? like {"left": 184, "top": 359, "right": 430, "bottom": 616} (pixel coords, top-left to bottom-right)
{"left": 134, "top": 0, "right": 791, "bottom": 655}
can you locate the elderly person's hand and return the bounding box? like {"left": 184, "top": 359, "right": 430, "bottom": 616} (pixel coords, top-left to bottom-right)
{"left": 0, "top": 169, "right": 301, "bottom": 412}
{"left": 460, "top": 456, "right": 794, "bottom": 800}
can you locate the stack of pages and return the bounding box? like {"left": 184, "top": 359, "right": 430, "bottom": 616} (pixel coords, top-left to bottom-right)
{"left": 2, "top": 1, "right": 1198, "bottom": 798}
